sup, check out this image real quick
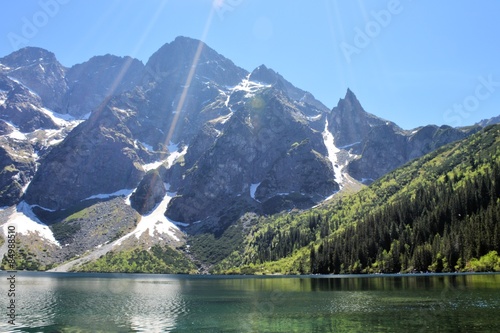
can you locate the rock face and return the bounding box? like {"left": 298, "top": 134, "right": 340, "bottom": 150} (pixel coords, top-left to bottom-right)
{"left": 130, "top": 170, "right": 166, "bottom": 214}
{"left": 166, "top": 89, "right": 337, "bottom": 222}
{"left": 24, "top": 104, "right": 146, "bottom": 210}
{"left": 329, "top": 90, "right": 479, "bottom": 183}
{"left": 0, "top": 74, "right": 59, "bottom": 132}
{"left": 328, "top": 88, "right": 390, "bottom": 150}
{"left": 0, "top": 142, "right": 36, "bottom": 207}
{"left": 64, "top": 55, "right": 144, "bottom": 117}
{"left": 249, "top": 65, "right": 330, "bottom": 114}
{"left": 0, "top": 47, "right": 68, "bottom": 113}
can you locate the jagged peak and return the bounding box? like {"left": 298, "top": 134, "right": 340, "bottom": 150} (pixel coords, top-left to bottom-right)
{"left": 70, "top": 53, "right": 144, "bottom": 70}
{"left": 345, "top": 87, "right": 356, "bottom": 99}
{"left": 146, "top": 36, "right": 214, "bottom": 68}
{"left": 144, "top": 36, "right": 247, "bottom": 86}
{"left": 249, "top": 65, "right": 280, "bottom": 85}
{"left": 334, "top": 88, "right": 364, "bottom": 114}
{"left": 1, "top": 46, "right": 59, "bottom": 67}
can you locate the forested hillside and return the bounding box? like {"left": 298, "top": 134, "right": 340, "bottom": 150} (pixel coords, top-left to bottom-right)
{"left": 214, "top": 125, "right": 500, "bottom": 274}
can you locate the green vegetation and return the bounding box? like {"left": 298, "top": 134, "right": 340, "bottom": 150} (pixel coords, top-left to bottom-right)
{"left": 73, "top": 244, "right": 197, "bottom": 274}
{"left": 189, "top": 215, "right": 255, "bottom": 268}
{"left": 214, "top": 125, "right": 500, "bottom": 274}
{"left": 0, "top": 240, "right": 52, "bottom": 271}
{"left": 51, "top": 222, "right": 81, "bottom": 240}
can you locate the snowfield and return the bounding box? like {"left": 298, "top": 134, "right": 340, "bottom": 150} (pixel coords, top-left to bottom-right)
{"left": 114, "top": 184, "right": 181, "bottom": 246}
{"left": 323, "top": 119, "right": 345, "bottom": 190}
{"left": 2, "top": 201, "right": 60, "bottom": 246}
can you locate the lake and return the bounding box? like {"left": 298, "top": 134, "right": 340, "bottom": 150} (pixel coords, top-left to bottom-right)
{"left": 0, "top": 272, "right": 499, "bottom": 332}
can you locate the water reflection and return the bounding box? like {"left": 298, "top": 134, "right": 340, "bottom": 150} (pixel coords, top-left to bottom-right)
{"left": 0, "top": 273, "right": 187, "bottom": 332}
{"left": 0, "top": 273, "right": 498, "bottom": 332}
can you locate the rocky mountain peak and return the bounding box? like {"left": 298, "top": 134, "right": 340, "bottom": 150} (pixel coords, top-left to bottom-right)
{"left": 249, "top": 65, "right": 279, "bottom": 84}
{"left": 145, "top": 36, "right": 247, "bottom": 86}
{"left": 248, "top": 65, "right": 329, "bottom": 114}
{"left": 0, "top": 46, "right": 68, "bottom": 113}
{"left": 328, "top": 89, "right": 389, "bottom": 148}
{"left": 0, "top": 47, "right": 58, "bottom": 68}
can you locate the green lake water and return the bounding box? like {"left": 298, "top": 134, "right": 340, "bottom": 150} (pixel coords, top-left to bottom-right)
{"left": 0, "top": 272, "right": 499, "bottom": 332}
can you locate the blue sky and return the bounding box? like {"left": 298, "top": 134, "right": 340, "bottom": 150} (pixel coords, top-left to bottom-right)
{"left": 1, "top": 0, "right": 499, "bottom": 129}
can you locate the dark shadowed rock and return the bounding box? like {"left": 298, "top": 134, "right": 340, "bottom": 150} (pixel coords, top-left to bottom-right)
{"left": 130, "top": 170, "right": 167, "bottom": 214}
{"left": 25, "top": 104, "right": 146, "bottom": 210}
{"left": 64, "top": 55, "right": 144, "bottom": 117}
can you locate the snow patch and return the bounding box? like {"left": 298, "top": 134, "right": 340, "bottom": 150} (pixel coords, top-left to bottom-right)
{"left": 30, "top": 204, "right": 56, "bottom": 212}
{"left": 3, "top": 122, "right": 27, "bottom": 140}
{"left": 31, "top": 128, "right": 69, "bottom": 147}
{"left": 223, "top": 74, "right": 272, "bottom": 108}
{"left": 7, "top": 77, "right": 39, "bottom": 98}
{"left": 306, "top": 114, "right": 322, "bottom": 121}
{"left": 338, "top": 141, "right": 361, "bottom": 149}
{"left": 323, "top": 119, "right": 345, "bottom": 189}
{"left": 142, "top": 143, "right": 187, "bottom": 172}
{"left": 2, "top": 202, "right": 60, "bottom": 246}
{"left": 113, "top": 184, "right": 181, "bottom": 246}
{"left": 142, "top": 160, "right": 166, "bottom": 172}
{"left": 172, "top": 221, "right": 190, "bottom": 227}
{"left": 220, "top": 113, "right": 233, "bottom": 124}
{"left": 8, "top": 129, "right": 27, "bottom": 140}
{"left": 250, "top": 182, "right": 261, "bottom": 201}
{"left": 83, "top": 189, "right": 134, "bottom": 201}
{"left": 166, "top": 143, "right": 187, "bottom": 168}
{"left": 35, "top": 104, "right": 82, "bottom": 127}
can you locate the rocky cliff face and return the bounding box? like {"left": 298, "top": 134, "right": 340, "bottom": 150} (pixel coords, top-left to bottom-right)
{"left": 64, "top": 54, "right": 144, "bottom": 117}
{"left": 329, "top": 90, "right": 479, "bottom": 183}
{"left": 0, "top": 47, "right": 68, "bottom": 113}
{"left": 24, "top": 102, "right": 147, "bottom": 210}
{"left": 166, "top": 88, "right": 337, "bottom": 222}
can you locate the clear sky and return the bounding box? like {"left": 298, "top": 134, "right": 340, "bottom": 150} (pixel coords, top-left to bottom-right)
{"left": 1, "top": 0, "right": 499, "bottom": 129}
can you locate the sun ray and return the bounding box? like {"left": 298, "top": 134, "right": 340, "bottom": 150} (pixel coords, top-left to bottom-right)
{"left": 164, "top": 4, "right": 216, "bottom": 148}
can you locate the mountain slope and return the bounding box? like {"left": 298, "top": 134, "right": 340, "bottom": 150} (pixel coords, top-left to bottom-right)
{"left": 214, "top": 124, "right": 500, "bottom": 274}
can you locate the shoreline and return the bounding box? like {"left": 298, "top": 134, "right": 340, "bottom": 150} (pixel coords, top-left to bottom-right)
{"left": 1, "top": 270, "right": 499, "bottom": 279}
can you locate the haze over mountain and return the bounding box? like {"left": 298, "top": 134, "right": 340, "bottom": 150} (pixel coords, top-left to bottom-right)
{"left": 0, "top": 37, "right": 490, "bottom": 272}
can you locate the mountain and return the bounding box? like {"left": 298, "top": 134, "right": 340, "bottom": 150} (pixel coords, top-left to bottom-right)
{"left": 328, "top": 89, "right": 479, "bottom": 182}
{"left": 0, "top": 36, "right": 492, "bottom": 273}
{"left": 478, "top": 114, "right": 500, "bottom": 127}
{"left": 0, "top": 47, "right": 68, "bottom": 113}
{"left": 212, "top": 124, "right": 500, "bottom": 274}
{"left": 64, "top": 54, "right": 144, "bottom": 118}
